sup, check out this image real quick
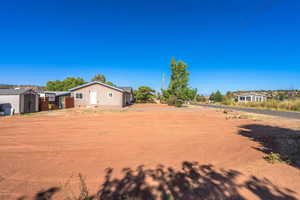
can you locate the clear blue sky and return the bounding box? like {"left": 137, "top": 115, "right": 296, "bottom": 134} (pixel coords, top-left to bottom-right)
{"left": 0, "top": 0, "right": 299, "bottom": 94}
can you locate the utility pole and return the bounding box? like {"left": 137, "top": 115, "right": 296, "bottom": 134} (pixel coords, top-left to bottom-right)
{"left": 162, "top": 72, "right": 166, "bottom": 90}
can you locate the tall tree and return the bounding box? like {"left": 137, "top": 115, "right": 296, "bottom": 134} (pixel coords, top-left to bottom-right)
{"left": 162, "top": 58, "right": 197, "bottom": 105}
{"left": 168, "top": 58, "right": 189, "bottom": 100}
{"left": 91, "top": 74, "right": 106, "bottom": 83}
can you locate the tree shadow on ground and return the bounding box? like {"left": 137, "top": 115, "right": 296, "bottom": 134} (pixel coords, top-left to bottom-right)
{"left": 17, "top": 187, "right": 60, "bottom": 200}
{"left": 19, "top": 161, "right": 298, "bottom": 200}
{"left": 238, "top": 124, "right": 300, "bottom": 169}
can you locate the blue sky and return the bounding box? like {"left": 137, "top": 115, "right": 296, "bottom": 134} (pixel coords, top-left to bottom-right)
{"left": 0, "top": 0, "right": 299, "bottom": 94}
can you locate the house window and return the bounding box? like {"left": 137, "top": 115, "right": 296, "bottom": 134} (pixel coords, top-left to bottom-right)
{"left": 76, "top": 93, "right": 83, "bottom": 99}
{"left": 108, "top": 92, "right": 113, "bottom": 98}
{"left": 240, "top": 97, "right": 245, "bottom": 101}
{"left": 246, "top": 97, "right": 251, "bottom": 101}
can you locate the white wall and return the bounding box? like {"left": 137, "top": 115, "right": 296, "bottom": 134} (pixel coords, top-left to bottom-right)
{"left": 0, "top": 95, "right": 20, "bottom": 114}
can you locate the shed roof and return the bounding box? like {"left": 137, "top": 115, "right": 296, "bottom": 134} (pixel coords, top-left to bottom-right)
{"left": 117, "top": 87, "right": 133, "bottom": 93}
{"left": 69, "top": 81, "right": 128, "bottom": 93}
{"left": 41, "top": 91, "right": 71, "bottom": 96}
{"left": 0, "top": 88, "right": 32, "bottom": 95}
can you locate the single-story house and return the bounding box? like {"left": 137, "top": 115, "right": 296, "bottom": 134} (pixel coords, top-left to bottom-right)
{"left": 0, "top": 88, "right": 39, "bottom": 115}
{"left": 69, "top": 81, "right": 134, "bottom": 107}
{"left": 237, "top": 93, "right": 267, "bottom": 103}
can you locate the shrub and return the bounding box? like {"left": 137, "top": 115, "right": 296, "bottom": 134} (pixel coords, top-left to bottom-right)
{"left": 175, "top": 99, "right": 183, "bottom": 107}
{"left": 264, "top": 153, "right": 283, "bottom": 164}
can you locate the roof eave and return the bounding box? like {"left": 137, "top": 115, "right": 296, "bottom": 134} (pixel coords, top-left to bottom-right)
{"left": 69, "top": 81, "right": 125, "bottom": 92}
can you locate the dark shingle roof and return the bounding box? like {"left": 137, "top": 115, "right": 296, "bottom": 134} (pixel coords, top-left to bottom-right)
{"left": 0, "top": 88, "right": 30, "bottom": 95}
{"left": 117, "top": 87, "right": 133, "bottom": 93}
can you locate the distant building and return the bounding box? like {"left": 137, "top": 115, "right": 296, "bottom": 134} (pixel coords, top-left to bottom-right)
{"left": 237, "top": 93, "right": 267, "bottom": 103}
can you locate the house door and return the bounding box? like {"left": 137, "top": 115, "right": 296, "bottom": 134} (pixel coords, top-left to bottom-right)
{"left": 90, "top": 92, "right": 97, "bottom": 105}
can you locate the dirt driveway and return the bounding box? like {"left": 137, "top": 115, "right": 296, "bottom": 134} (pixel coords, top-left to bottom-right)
{"left": 0, "top": 104, "right": 300, "bottom": 200}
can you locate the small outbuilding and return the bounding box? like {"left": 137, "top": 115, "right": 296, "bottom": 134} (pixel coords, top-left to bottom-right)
{"left": 237, "top": 93, "right": 267, "bottom": 103}
{"left": 0, "top": 88, "right": 39, "bottom": 115}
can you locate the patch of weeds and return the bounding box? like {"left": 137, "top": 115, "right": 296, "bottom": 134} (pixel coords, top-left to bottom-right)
{"left": 61, "top": 173, "right": 94, "bottom": 200}
{"left": 264, "top": 153, "right": 283, "bottom": 164}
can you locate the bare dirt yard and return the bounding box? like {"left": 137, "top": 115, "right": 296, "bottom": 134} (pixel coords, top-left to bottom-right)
{"left": 0, "top": 104, "right": 300, "bottom": 200}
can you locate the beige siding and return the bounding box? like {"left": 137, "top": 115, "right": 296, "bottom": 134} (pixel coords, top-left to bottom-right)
{"left": 71, "top": 83, "right": 125, "bottom": 107}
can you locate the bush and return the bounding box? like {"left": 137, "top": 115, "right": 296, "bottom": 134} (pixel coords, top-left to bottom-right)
{"left": 264, "top": 153, "right": 283, "bottom": 164}
{"left": 175, "top": 100, "right": 183, "bottom": 107}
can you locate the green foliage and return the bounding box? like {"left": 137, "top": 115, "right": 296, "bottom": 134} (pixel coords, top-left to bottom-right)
{"left": 162, "top": 58, "right": 197, "bottom": 106}
{"left": 264, "top": 153, "right": 283, "bottom": 164}
{"left": 91, "top": 74, "right": 106, "bottom": 83}
{"left": 45, "top": 77, "right": 86, "bottom": 91}
{"left": 105, "top": 81, "right": 116, "bottom": 86}
{"left": 209, "top": 91, "right": 224, "bottom": 102}
{"left": 134, "top": 86, "right": 156, "bottom": 103}
{"left": 91, "top": 74, "right": 117, "bottom": 87}
{"left": 168, "top": 58, "right": 189, "bottom": 100}
{"left": 186, "top": 88, "right": 198, "bottom": 101}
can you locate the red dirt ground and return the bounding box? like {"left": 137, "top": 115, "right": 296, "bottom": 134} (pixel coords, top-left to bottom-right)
{"left": 0, "top": 104, "right": 300, "bottom": 200}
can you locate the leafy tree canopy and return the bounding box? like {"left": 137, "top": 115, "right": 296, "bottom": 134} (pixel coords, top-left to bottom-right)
{"left": 91, "top": 74, "right": 117, "bottom": 87}
{"left": 209, "top": 90, "right": 224, "bottom": 102}
{"left": 92, "top": 74, "right": 106, "bottom": 83}
{"left": 134, "top": 86, "right": 156, "bottom": 103}
{"left": 45, "top": 77, "right": 86, "bottom": 91}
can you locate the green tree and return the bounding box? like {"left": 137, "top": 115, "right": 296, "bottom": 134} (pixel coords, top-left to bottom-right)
{"left": 168, "top": 58, "right": 189, "bottom": 100}
{"left": 186, "top": 88, "right": 198, "bottom": 101}
{"left": 134, "top": 86, "right": 156, "bottom": 103}
{"left": 163, "top": 58, "right": 197, "bottom": 106}
{"left": 213, "top": 90, "right": 224, "bottom": 102}
{"left": 45, "top": 80, "right": 64, "bottom": 91}
{"left": 91, "top": 74, "right": 106, "bottom": 82}
{"left": 62, "top": 77, "right": 86, "bottom": 91}
{"left": 45, "top": 77, "right": 85, "bottom": 91}
{"left": 105, "top": 81, "right": 116, "bottom": 87}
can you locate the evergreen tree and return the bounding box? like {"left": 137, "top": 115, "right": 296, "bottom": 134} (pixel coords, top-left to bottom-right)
{"left": 212, "top": 90, "right": 224, "bottom": 102}
{"left": 134, "top": 86, "right": 156, "bottom": 103}
{"left": 162, "top": 57, "right": 197, "bottom": 106}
